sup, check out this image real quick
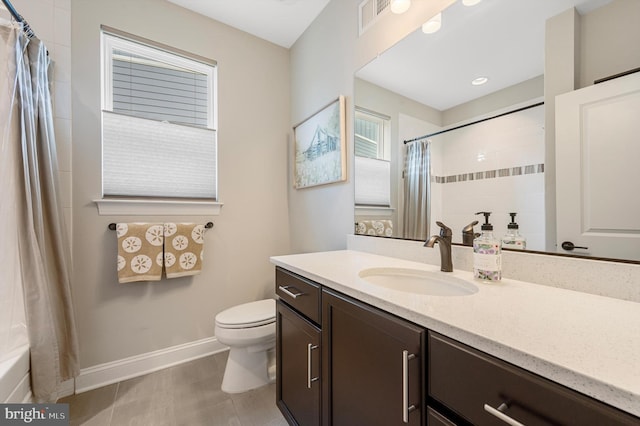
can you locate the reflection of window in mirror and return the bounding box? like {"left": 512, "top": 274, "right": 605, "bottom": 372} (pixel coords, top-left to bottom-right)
{"left": 355, "top": 108, "right": 389, "bottom": 161}
{"left": 354, "top": 108, "right": 391, "bottom": 208}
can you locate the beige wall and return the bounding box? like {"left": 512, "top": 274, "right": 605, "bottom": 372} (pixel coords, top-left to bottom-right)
{"left": 579, "top": 0, "right": 640, "bottom": 88}
{"left": 71, "top": 0, "right": 291, "bottom": 367}
{"left": 288, "top": 0, "right": 454, "bottom": 253}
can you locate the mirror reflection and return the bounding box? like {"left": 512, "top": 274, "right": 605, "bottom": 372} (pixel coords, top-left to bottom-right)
{"left": 354, "top": 0, "right": 640, "bottom": 262}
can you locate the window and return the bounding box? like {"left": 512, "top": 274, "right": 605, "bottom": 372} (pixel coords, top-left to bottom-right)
{"left": 101, "top": 28, "right": 218, "bottom": 200}
{"left": 354, "top": 108, "right": 391, "bottom": 206}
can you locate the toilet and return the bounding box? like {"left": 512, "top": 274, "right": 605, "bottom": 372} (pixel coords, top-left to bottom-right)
{"left": 214, "top": 299, "right": 276, "bottom": 393}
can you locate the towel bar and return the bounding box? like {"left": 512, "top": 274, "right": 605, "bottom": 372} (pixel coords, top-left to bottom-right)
{"left": 108, "top": 222, "right": 214, "bottom": 230}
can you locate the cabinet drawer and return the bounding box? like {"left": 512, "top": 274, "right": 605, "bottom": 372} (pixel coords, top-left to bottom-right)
{"left": 428, "top": 332, "right": 638, "bottom": 426}
{"left": 427, "top": 407, "right": 457, "bottom": 426}
{"left": 276, "top": 267, "right": 321, "bottom": 324}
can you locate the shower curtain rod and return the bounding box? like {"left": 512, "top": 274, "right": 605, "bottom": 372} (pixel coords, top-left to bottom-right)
{"left": 403, "top": 101, "right": 544, "bottom": 144}
{"left": 1, "top": 0, "right": 35, "bottom": 38}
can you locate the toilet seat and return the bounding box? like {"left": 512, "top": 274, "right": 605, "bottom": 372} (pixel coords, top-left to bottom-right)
{"left": 215, "top": 299, "right": 275, "bottom": 329}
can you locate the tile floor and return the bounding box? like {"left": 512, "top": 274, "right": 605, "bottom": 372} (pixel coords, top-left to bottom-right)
{"left": 59, "top": 351, "right": 288, "bottom": 426}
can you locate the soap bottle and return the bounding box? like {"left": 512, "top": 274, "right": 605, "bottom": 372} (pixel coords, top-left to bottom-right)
{"left": 473, "top": 212, "right": 502, "bottom": 282}
{"left": 502, "top": 212, "right": 526, "bottom": 250}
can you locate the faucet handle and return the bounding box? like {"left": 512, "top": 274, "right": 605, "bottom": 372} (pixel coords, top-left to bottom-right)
{"left": 436, "top": 221, "right": 452, "bottom": 238}
{"left": 462, "top": 220, "right": 479, "bottom": 233}
{"left": 462, "top": 220, "right": 479, "bottom": 246}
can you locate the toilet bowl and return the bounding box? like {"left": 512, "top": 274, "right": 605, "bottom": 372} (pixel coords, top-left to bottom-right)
{"left": 215, "top": 299, "right": 276, "bottom": 393}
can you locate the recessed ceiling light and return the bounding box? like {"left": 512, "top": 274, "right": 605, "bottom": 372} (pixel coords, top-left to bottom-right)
{"left": 462, "top": 0, "right": 482, "bottom": 6}
{"left": 422, "top": 13, "right": 442, "bottom": 34}
{"left": 471, "top": 77, "right": 488, "bottom": 86}
{"left": 390, "top": 0, "right": 411, "bottom": 14}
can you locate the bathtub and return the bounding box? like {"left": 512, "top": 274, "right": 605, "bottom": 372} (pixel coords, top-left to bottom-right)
{"left": 0, "top": 345, "right": 31, "bottom": 402}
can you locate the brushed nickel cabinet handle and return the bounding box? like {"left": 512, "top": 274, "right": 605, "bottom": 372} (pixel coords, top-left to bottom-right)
{"left": 484, "top": 403, "right": 526, "bottom": 426}
{"left": 402, "top": 350, "right": 417, "bottom": 423}
{"left": 278, "top": 285, "right": 305, "bottom": 299}
{"left": 307, "top": 343, "right": 319, "bottom": 389}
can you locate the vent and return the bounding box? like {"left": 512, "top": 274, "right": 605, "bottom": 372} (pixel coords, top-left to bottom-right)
{"left": 359, "top": 0, "right": 390, "bottom": 35}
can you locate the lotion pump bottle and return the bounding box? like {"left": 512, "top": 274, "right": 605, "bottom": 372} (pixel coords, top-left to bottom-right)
{"left": 502, "top": 212, "right": 526, "bottom": 250}
{"left": 473, "top": 212, "right": 502, "bottom": 281}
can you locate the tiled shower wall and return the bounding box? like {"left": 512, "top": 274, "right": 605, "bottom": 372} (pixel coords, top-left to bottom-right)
{"left": 429, "top": 104, "right": 545, "bottom": 249}
{"left": 2, "top": 0, "right": 72, "bottom": 245}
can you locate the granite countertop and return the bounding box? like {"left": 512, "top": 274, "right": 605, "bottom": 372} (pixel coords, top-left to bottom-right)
{"left": 270, "top": 249, "right": 640, "bottom": 417}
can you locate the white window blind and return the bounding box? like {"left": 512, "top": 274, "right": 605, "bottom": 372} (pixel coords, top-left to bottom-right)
{"left": 102, "top": 112, "right": 216, "bottom": 198}
{"left": 101, "top": 29, "right": 217, "bottom": 200}
{"left": 355, "top": 156, "right": 391, "bottom": 206}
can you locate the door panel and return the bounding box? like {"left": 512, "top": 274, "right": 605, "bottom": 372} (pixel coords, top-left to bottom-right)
{"left": 555, "top": 72, "right": 640, "bottom": 259}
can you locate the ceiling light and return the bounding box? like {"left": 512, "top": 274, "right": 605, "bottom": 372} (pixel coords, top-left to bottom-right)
{"left": 421, "top": 13, "right": 442, "bottom": 34}
{"left": 471, "top": 76, "right": 488, "bottom": 86}
{"left": 390, "top": 0, "right": 411, "bottom": 14}
{"left": 462, "top": 0, "right": 482, "bottom": 6}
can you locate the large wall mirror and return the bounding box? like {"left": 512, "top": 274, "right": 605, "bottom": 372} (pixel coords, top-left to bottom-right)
{"left": 354, "top": 0, "right": 640, "bottom": 263}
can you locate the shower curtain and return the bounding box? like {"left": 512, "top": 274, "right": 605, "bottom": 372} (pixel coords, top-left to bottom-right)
{"left": 402, "top": 140, "right": 430, "bottom": 240}
{"left": 0, "top": 20, "right": 79, "bottom": 402}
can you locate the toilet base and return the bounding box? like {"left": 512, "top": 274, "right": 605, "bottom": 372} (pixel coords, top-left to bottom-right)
{"left": 221, "top": 347, "right": 275, "bottom": 394}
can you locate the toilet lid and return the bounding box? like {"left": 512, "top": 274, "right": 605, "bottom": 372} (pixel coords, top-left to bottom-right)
{"left": 215, "top": 299, "right": 276, "bottom": 329}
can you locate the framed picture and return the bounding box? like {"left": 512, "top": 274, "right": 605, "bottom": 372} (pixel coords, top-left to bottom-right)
{"left": 293, "top": 96, "right": 347, "bottom": 189}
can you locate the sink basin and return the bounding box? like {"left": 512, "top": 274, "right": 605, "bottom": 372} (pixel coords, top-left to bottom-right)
{"left": 358, "top": 267, "right": 478, "bottom": 297}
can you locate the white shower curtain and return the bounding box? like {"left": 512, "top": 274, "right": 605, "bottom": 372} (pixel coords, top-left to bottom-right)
{"left": 1, "top": 20, "right": 79, "bottom": 402}
{"left": 402, "top": 140, "right": 431, "bottom": 240}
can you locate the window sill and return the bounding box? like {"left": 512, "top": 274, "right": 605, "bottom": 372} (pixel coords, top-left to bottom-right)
{"left": 94, "top": 198, "right": 223, "bottom": 216}
{"left": 355, "top": 206, "right": 394, "bottom": 216}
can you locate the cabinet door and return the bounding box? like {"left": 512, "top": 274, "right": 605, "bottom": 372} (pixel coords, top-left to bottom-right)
{"left": 322, "top": 289, "right": 425, "bottom": 426}
{"left": 277, "top": 300, "right": 321, "bottom": 426}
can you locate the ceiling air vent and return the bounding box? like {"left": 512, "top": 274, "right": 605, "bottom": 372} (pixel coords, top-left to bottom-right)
{"left": 359, "top": 0, "right": 390, "bottom": 36}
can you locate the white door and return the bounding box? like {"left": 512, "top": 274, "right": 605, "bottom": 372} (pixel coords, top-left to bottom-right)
{"left": 555, "top": 72, "right": 640, "bottom": 260}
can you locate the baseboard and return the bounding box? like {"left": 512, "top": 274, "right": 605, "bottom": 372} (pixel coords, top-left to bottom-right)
{"left": 58, "top": 378, "right": 75, "bottom": 399}
{"left": 75, "top": 337, "right": 227, "bottom": 394}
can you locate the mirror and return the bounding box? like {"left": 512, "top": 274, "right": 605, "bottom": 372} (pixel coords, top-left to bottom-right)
{"left": 354, "top": 0, "right": 640, "bottom": 263}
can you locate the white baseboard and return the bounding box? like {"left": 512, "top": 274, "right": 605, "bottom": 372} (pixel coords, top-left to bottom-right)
{"left": 75, "top": 337, "right": 227, "bottom": 394}
{"left": 58, "top": 378, "right": 75, "bottom": 399}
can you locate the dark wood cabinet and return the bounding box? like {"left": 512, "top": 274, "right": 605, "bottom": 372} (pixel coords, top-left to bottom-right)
{"left": 322, "top": 289, "right": 425, "bottom": 426}
{"left": 276, "top": 300, "right": 321, "bottom": 426}
{"left": 275, "top": 266, "right": 638, "bottom": 426}
{"left": 427, "top": 407, "right": 458, "bottom": 426}
{"left": 428, "top": 331, "right": 639, "bottom": 426}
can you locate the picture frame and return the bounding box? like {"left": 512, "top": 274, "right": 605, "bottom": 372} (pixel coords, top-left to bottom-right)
{"left": 293, "top": 95, "right": 347, "bottom": 189}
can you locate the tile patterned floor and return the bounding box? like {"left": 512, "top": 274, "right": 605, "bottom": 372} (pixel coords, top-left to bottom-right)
{"left": 59, "top": 351, "right": 287, "bottom": 426}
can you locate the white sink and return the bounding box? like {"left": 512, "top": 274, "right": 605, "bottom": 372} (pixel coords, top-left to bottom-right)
{"left": 358, "top": 267, "right": 478, "bottom": 297}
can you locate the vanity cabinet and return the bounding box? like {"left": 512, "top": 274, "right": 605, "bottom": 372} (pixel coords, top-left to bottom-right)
{"left": 428, "top": 331, "right": 639, "bottom": 426}
{"left": 276, "top": 267, "right": 322, "bottom": 426}
{"left": 322, "top": 288, "right": 425, "bottom": 426}
{"left": 275, "top": 265, "right": 638, "bottom": 426}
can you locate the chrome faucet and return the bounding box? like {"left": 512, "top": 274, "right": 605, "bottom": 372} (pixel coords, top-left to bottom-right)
{"left": 424, "top": 234, "right": 453, "bottom": 272}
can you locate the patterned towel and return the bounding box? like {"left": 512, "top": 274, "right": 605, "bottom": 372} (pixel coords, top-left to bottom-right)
{"left": 355, "top": 220, "right": 393, "bottom": 237}
{"left": 116, "top": 223, "right": 164, "bottom": 283}
{"left": 163, "top": 223, "right": 206, "bottom": 279}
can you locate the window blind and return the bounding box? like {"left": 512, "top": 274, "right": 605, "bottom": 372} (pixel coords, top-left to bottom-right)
{"left": 102, "top": 111, "right": 217, "bottom": 199}
{"left": 355, "top": 156, "right": 391, "bottom": 206}
{"left": 112, "top": 51, "right": 208, "bottom": 127}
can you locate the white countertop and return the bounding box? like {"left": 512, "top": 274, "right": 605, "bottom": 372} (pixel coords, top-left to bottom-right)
{"left": 270, "top": 250, "right": 640, "bottom": 417}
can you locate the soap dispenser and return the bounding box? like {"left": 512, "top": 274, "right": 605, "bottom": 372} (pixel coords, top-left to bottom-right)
{"left": 502, "top": 213, "right": 526, "bottom": 250}
{"left": 473, "top": 212, "right": 502, "bottom": 282}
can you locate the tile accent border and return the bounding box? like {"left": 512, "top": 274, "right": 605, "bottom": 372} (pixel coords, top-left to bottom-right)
{"left": 433, "top": 163, "right": 544, "bottom": 184}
